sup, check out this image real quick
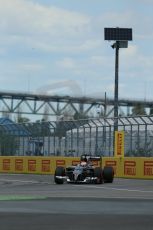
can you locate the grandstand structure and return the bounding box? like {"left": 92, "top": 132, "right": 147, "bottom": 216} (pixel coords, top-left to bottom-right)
{"left": 0, "top": 115, "right": 153, "bottom": 157}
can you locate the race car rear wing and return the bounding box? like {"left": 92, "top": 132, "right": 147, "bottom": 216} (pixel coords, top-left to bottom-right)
{"left": 80, "top": 155, "right": 102, "bottom": 167}
{"left": 81, "top": 155, "right": 101, "bottom": 161}
{"left": 88, "top": 156, "right": 101, "bottom": 161}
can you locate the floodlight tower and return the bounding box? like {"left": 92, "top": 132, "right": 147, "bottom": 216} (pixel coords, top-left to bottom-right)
{"left": 104, "top": 27, "right": 132, "bottom": 132}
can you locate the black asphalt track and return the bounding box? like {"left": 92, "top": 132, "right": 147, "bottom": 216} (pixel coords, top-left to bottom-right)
{"left": 0, "top": 213, "right": 153, "bottom": 230}
{"left": 0, "top": 174, "right": 153, "bottom": 230}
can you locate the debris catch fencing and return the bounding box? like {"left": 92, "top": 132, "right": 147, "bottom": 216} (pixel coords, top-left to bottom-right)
{"left": 0, "top": 115, "right": 153, "bottom": 157}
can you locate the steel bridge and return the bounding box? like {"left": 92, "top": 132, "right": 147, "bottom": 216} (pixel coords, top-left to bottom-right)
{"left": 0, "top": 91, "right": 152, "bottom": 118}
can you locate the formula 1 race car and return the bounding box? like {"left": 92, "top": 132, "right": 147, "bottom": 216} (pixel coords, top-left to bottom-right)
{"left": 54, "top": 155, "right": 114, "bottom": 184}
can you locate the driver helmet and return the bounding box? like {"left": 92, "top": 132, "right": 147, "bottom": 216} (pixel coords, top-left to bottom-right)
{"left": 81, "top": 155, "right": 87, "bottom": 162}
{"left": 80, "top": 161, "right": 87, "bottom": 166}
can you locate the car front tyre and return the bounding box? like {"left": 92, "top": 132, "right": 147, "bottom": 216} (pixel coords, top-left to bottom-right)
{"left": 54, "top": 166, "right": 65, "bottom": 184}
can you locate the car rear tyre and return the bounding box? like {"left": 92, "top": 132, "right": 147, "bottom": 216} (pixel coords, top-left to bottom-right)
{"left": 103, "top": 166, "right": 114, "bottom": 183}
{"left": 94, "top": 167, "right": 103, "bottom": 184}
{"left": 54, "top": 166, "right": 65, "bottom": 184}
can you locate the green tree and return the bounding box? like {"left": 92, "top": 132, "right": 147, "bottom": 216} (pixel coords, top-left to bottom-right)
{"left": 73, "top": 112, "right": 89, "bottom": 120}
{"left": 132, "top": 104, "right": 146, "bottom": 115}
{"left": 0, "top": 132, "right": 19, "bottom": 156}
{"left": 17, "top": 117, "right": 30, "bottom": 123}
{"left": 15, "top": 106, "right": 30, "bottom": 123}
{"left": 150, "top": 107, "right": 153, "bottom": 115}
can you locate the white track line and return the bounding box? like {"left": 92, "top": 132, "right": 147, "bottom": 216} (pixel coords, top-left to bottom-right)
{"left": 73, "top": 185, "right": 153, "bottom": 193}
{"left": 0, "top": 179, "right": 50, "bottom": 184}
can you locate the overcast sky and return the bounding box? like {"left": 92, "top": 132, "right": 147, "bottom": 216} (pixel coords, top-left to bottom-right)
{"left": 1, "top": 0, "right": 153, "bottom": 100}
